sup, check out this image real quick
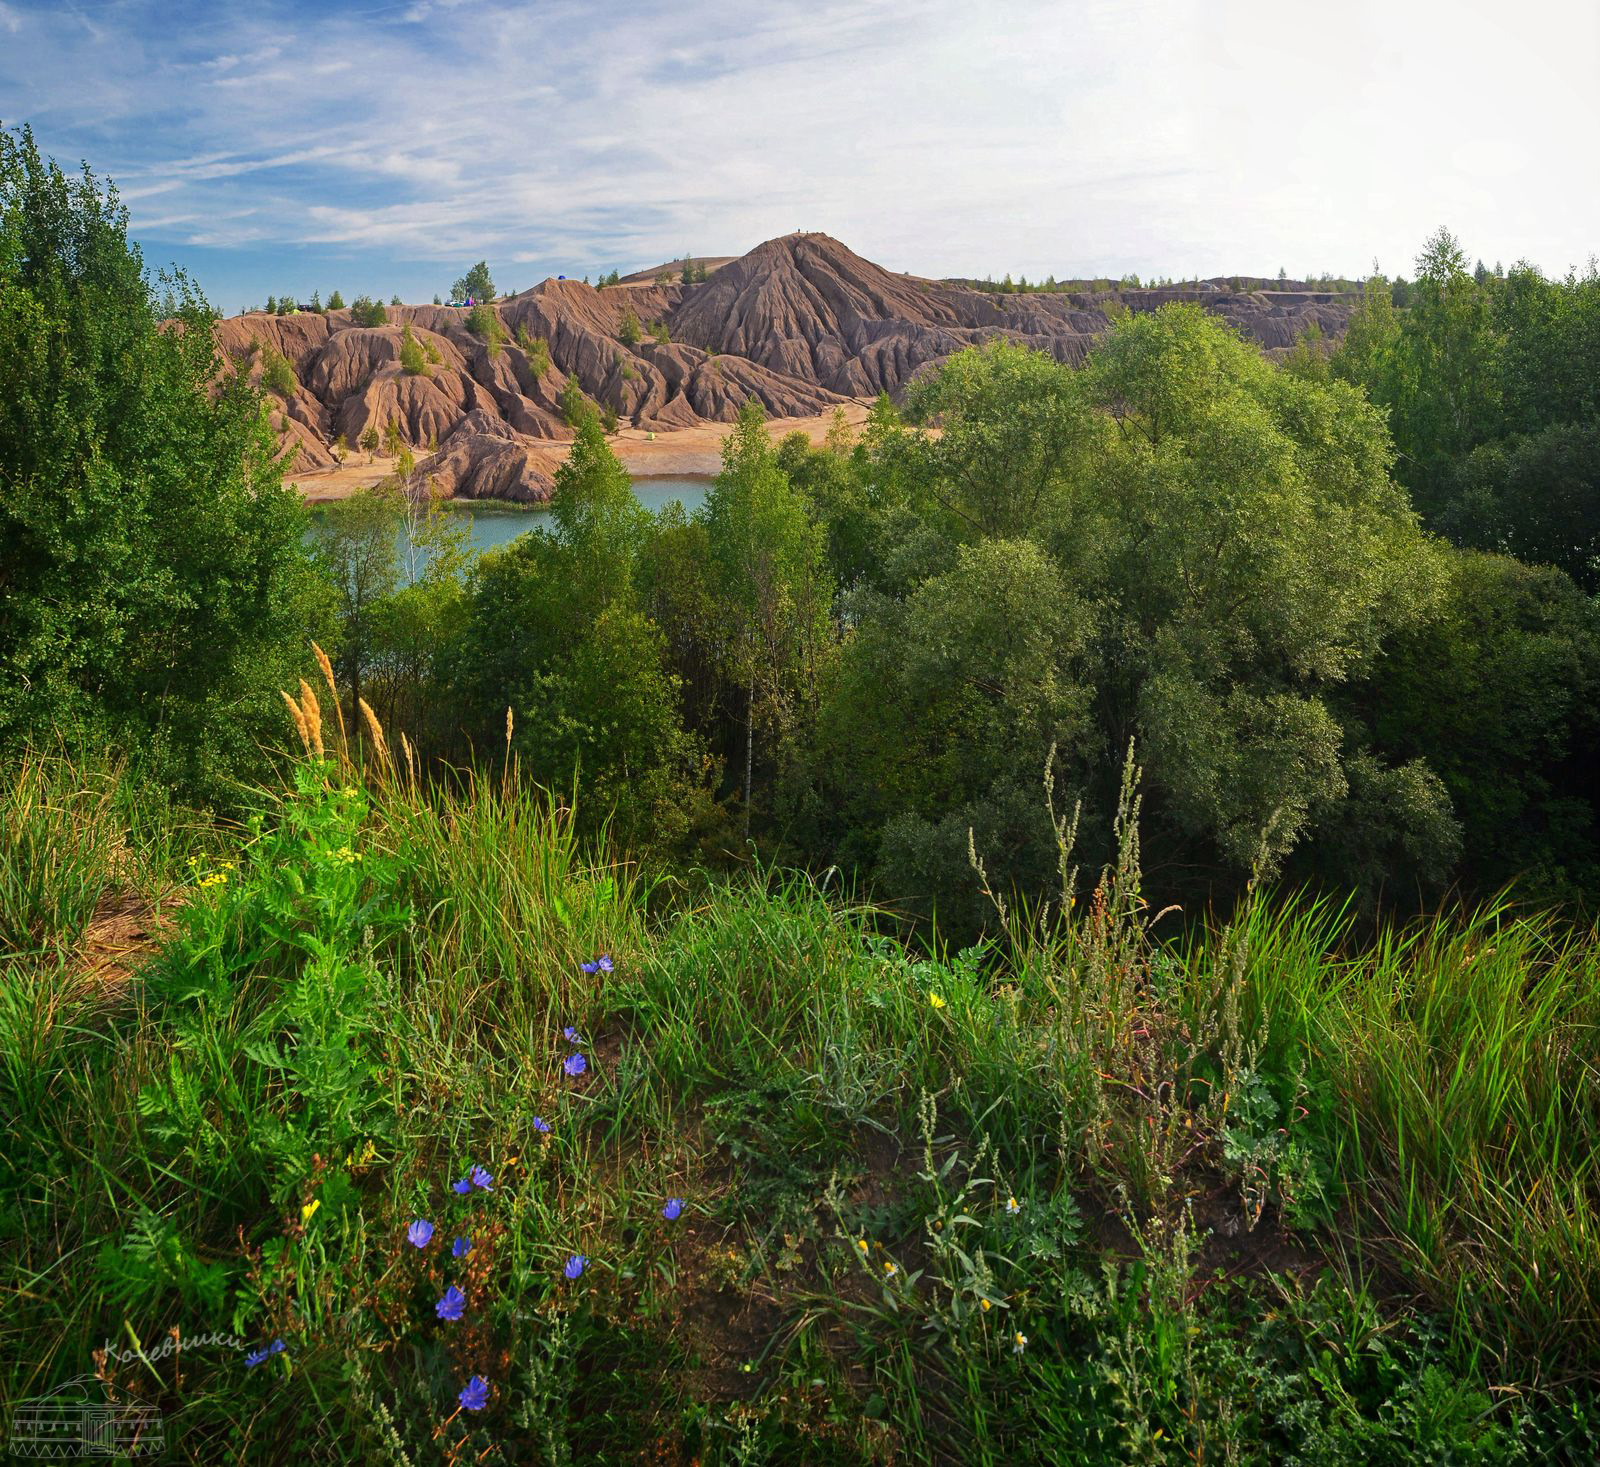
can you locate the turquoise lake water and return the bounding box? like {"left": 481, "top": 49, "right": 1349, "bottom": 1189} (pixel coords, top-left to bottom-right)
{"left": 309, "top": 477, "right": 710, "bottom": 567}
{"left": 435, "top": 477, "right": 709, "bottom": 558}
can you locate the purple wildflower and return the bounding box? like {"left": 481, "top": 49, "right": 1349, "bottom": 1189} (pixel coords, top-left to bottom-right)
{"left": 436, "top": 1285, "right": 466, "bottom": 1322}
{"left": 452, "top": 1235, "right": 473, "bottom": 1259}
{"left": 662, "top": 1198, "right": 684, "bottom": 1221}
{"left": 407, "top": 1218, "right": 435, "bottom": 1249}
{"left": 563, "top": 1053, "right": 587, "bottom": 1078}
{"left": 532, "top": 1116, "right": 551, "bottom": 1134}
{"left": 469, "top": 1165, "right": 493, "bottom": 1191}
{"left": 563, "top": 1253, "right": 588, "bottom": 1280}
{"left": 451, "top": 1176, "right": 471, "bottom": 1195}
{"left": 243, "top": 1339, "right": 286, "bottom": 1368}
{"left": 458, "top": 1375, "right": 490, "bottom": 1412}
{"left": 563, "top": 1025, "right": 582, "bottom": 1043}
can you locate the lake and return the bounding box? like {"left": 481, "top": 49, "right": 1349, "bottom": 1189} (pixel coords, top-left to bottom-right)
{"left": 309, "top": 477, "right": 710, "bottom": 567}
{"left": 432, "top": 477, "right": 709, "bottom": 559}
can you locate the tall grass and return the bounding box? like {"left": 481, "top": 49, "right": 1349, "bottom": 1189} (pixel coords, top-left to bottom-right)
{"left": 1, "top": 720, "right": 1595, "bottom": 1462}
{"left": 0, "top": 749, "right": 119, "bottom": 957}
{"left": 1230, "top": 895, "right": 1600, "bottom": 1377}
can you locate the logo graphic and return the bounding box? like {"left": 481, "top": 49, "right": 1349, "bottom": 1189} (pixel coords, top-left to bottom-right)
{"left": 7, "top": 1375, "right": 164, "bottom": 1459}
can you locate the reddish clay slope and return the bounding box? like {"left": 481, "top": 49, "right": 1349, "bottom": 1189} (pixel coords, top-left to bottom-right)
{"left": 216, "top": 232, "right": 1357, "bottom": 502}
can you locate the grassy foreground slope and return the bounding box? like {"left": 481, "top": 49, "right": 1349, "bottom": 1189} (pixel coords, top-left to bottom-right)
{"left": 2, "top": 707, "right": 1597, "bottom": 1464}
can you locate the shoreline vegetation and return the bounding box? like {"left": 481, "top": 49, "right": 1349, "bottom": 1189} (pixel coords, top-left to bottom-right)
{"left": 4, "top": 123, "right": 1599, "bottom": 1463}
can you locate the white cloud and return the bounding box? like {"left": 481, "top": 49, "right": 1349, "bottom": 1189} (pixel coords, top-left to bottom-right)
{"left": 3, "top": 0, "right": 1597, "bottom": 286}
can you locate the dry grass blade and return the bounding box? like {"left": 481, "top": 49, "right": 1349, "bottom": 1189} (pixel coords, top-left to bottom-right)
{"left": 311, "top": 641, "right": 347, "bottom": 748}
{"left": 279, "top": 690, "right": 310, "bottom": 753}
{"left": 358, "top": 698, "right": 391, "bottom": 774}
{"left": 297, "top": 679, "right": 325, "bottom": 760}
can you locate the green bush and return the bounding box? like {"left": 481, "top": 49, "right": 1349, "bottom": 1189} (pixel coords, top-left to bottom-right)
{"left": 259, "top": 341, "right": 298, "bottom": 398}
{"left": 349, "top": 295, "right": 387, "bottom": 327}
{"left": 398, "top": 322, "right": 430, "bottom": 376}
{"left": 466, "top": 303, "right": 504, "bottom": 357}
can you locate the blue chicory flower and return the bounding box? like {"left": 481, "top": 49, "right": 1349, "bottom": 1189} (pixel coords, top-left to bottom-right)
{"left": 458, "top": 1375, "right": 490, "bottom": 1412}
{"left": 563, "top": 1053, "right": 587, "bottom": 1078}
{"left": 453, "top": 1235, "right": 473, "bottom": 1259}
{"left": 563, "top": 1253, "right": 587, "bottom": 1280}
{"left": 662, "top": 1198, "right": 684, "bottom": 1221}
{"left": 579, "top": 959, "right": 598, "bottom": 975}
{"left": 244, "top": 1347, "right": 269, "bottom": 1368}
{"left": 469, "top": 1165, "right": 493, "bottom": 1190}
{"left": 563, "top": 1025, "right": 582, "bottom": 1043}
{"left": 597, "top": 954, "right": 613, "bottom": 972}
{"left": 451, "top": 1176, "right": 471, "bottom": 1194}
{"left": 532, "top": 1116, "right": 551, "bottom": 1133}
{"left": 436, "top": 1285, "right": 466, "bottom": 1321}
{"left": 407, "top": 1218, "right": 435, "bottom": 1249}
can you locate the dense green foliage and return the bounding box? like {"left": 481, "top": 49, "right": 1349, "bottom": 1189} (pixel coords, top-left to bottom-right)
{"left": 399, "top": 321, "right": 430, "bottom": 376}
{"left": 451, "top": 259, "right": 495, "bottom": 304}
{"left": 0, "top": 123, "right": 325, "bottom": 801}
{"left": 1333, "top": 229, "right": 1600, "bottom": 591}
{"left": 349, "top": 294, "right": 388, "bottom": 327}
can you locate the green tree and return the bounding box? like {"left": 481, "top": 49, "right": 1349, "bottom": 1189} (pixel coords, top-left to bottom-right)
{"left": 360, "top": 425, "right": 381, "bottom": 461}
{"left": 259, "top": 342, "right": 298, "bottom": 399}
{"left": 898, "top": 340, "right": 1098, "bottom": 540}
{"left": 349, "top": 295, "right": 387, "bottom": 327}
{"left": 399, "top": 322, "right": 430, "bottom": 376}
{"left": 1348, "top": 550, "right": 1600, "bottom": 901}
{"left": 447, "top": 421, "right": 704, "bottom": 848}
{"left": 702, "top": 401, "right": 833, "bottom": 836}
{"left": 558, "top": 375, "right": 590, "bottom": 427}
{"left": 451, "top": 261, "right": 495, "bottom": 305}
{"left": 466, "top": 303, "right": 504, "bottom": 357}
{"left": 311, "top": 488, "right": 401, "bottom": 717}
{"left": 328, "top": 289, "right": 345, "bottom": 310}
{"left": 0, "top": 123, "right": 325, "bottom": 798}
{"left": 802, "top": 310, "right": 1447, "bottom": 921}
{"left": 618, "top": 306, "right": 642, "bottom": 345}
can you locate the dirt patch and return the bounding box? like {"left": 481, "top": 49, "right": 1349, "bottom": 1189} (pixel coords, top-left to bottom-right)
{"left": 75, "top": 886, "right": 171, "bottom": 994}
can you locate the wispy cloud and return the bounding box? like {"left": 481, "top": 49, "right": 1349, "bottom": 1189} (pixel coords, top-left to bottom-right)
{"left": 2, "top": 0, "right": 1596, "bottom": 312}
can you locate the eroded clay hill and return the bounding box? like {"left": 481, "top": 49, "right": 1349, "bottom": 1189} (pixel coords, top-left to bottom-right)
{"left": 216, "top": 233, "right": 1357, "bottom": 502}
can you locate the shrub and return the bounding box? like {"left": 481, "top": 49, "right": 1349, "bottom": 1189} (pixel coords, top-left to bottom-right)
{"left": 516, "top": 326, "right": 551, "bottom": 377}
{"left": 349, "top": 295, "right": 387, "bottom": 327}
{"left": 399, "top": 323, "right": 429, "bottom": 376}
{"left": 260, "top": 342, "right": 298, "bottom": 399}
{"left": 618, "top": 307, "right": 641, "bottom": 346}
{"left": 557, "top": 375, "right": 593, "bottom": 428}
{"left": 466, "top": 303, "right": 504, "bottom": 358}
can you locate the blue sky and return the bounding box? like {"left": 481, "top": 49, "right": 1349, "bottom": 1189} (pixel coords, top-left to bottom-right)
{"left": 3, "top": 0, "right": 1596, "bottom": 314}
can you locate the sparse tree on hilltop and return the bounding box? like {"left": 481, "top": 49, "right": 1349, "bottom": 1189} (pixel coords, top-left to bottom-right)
{"left": 328, "top": 289, "right": 345, "bottom": 310}
{"left": 451, "top": 260, "right": 495, "bottom": 305}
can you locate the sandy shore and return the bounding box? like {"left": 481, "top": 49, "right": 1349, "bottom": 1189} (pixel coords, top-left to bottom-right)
{"left": 293, "top": 400, "right": 872, "bottom": 504}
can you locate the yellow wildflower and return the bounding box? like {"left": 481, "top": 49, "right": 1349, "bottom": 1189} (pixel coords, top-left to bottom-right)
{"left": 929, "top": 992, "right": 947, "bottom": 1010}
{"left": 301, "top": 1198, "right": 321, "bottom": 1223}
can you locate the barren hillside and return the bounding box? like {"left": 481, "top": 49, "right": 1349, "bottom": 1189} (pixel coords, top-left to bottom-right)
{"left": 219, "top": 233, "right": 1358, "bottom": 503}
